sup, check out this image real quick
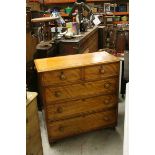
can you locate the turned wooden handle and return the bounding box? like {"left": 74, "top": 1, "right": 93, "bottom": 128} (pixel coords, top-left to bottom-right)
{"left": 60, "top": 72, "right": 66, "bottom": 80}
{"left": 57, "top": 107, "right": 63, "bottom": 113}
{"left": 104, "top": 99, "right": 109, "bottom": 105}
{"left": 59, "top": 126, "right": 64, "bottom": 132}
{"left": 100, "top": 66, "right": 105, "bottom": 74}
{"left": 104, "top": 83, "right": 111, "bottom": 89}
{"left": 103, "top": 116, "right": 109, "bottom": 121}
{"left": 54, "top": 91, "right": 61, "bottom": 97}
{"left": 100, "top": 69, "right": 105, "bottom": 74}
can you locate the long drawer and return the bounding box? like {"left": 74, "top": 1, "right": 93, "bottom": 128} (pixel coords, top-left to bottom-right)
{"left": 40, "top": 68, "right": 82, "bottom": 86}
{"left": 47, "top": 109, "right": 117, "bottom": 141}
{"left": 84, "top": 62, "right": 120, "bottom": 81}
{"left": 46, "top": 95, "right": 117, "bottom": 121}
{"left": 44, "top": 78, "right": 118, "bottom": 102}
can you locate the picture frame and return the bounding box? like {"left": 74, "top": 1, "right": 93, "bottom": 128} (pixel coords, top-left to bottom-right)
{"left": 104, "top": 3, "right": 111, "bottom": 12}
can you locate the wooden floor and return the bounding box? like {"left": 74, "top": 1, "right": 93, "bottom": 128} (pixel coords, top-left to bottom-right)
{"left": 38, "top": 97, "right": 125, "bottom": 155}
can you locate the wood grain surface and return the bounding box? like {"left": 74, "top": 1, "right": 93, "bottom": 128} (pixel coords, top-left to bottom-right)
{"left": 34, "top": 52, "right": 120, "bottom": 72}
{"left": 41, "top": 68, "right": 82, "bottom": 86}
{"left": 47, "top": 109, "right": 117, "bottom": 141}
{"left": 26, "top": 97, "right": 43, "bottom": 155}
{"left": 84, "top": 62, "right": 120, "bottom": 81}
{"left": 35, "top": 52, "right": 120, "bottom": 142}
{"left": 46, "top": 95, "right": 117, "bottom": 121}
{"left": 44, "top": 78, "right": 118, "bottom": 102}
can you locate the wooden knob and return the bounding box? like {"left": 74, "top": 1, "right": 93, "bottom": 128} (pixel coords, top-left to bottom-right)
{"left": 104, "top": 83, "right": 111, "bottom": 89}
{"left": 103, "top": 116, "right": 109, "bottom": 121}
{"left": 54, "top": 91, "right": 61, "bottom": 97}
{"left": 57, "top": 107, "right": 63, "bottom": 113}
{"left": 82, "top": 98, "right": 86, "bottom": 102}
{"left": 60, "top": 73, "right": 66, "bottom": 80}
{"left": 100, "top": 69, "right": 105, "bottom": 74}
{"left": 59, "top": 126, "right": 64, "bottom": 132}
{"left": 104, "top": 99, "right": 109, "bottom": 105}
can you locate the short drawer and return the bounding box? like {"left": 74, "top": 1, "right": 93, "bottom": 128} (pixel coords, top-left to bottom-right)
{"left": 40, "top": 68, "right": 82, "bottom": 86}
{"left": 46, "top": 95, "right": 117, "bottom": 121}
{"left": 48, "top": 109, "right": 117, "bottom": 141}
{"left": 84, "top": 62, "right": 120, "bottom": 81}
{"left": 44, "top": 78, "right": 118, "bottom": 102}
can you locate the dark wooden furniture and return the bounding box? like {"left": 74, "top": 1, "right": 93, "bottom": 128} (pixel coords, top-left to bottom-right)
{"left": 26, "top": 92, "right": 43, "bottom": 155}
{"left": 35, "top": 51, "right": 120, "bottom": 143}
{"left": 98, "top": 26, "right": 107, "bottom": 49}
{"left": 58, "top": 26, "right": 99, "bottom": 55}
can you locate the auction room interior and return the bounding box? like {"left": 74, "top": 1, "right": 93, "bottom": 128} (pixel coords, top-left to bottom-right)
{"left": 26, "top": 0, "right": 129, "bottom": 154}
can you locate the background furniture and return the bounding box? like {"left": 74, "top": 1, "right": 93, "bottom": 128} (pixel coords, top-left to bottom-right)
{"left": 34, "top": 51, "right": 120, "bottom": 143}
{"left": 58, "top": 26, "right": 98, "bottom": 55}
{"left": 26, "top": 92, "right": 43, "bottom": 155}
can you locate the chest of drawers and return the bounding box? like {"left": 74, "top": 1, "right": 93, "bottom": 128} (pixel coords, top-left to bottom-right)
{"left": 34, "top": 52, "right": 120, "bottom": 143}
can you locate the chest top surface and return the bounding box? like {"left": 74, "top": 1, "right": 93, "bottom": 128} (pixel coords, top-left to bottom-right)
{"left": 34, "top": 51, "right": 120, "bottom": 73}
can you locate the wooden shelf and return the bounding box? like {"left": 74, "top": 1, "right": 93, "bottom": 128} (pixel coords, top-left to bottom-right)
{"left": 106, "top": 12, "right": 129, "bottom": 16}
{"left": 29, "top": 0, "right": 40, "bottom": 2}
{"left": 60, "top": 13, "right": 69, "bottom": 17}
{"left": 87, "top": 0, "right": 113, "bottom": 2}
{"left": 113, "top": 12, "right": 129, "bottom": 16}
{"left": 113, "top": 21, "right": 129, "bottom": 24}
{"left": 44, "top": 0, "right": 75, "bottom": 4}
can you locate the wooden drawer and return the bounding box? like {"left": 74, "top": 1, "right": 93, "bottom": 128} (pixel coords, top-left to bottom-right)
{"left": 40, "top": 68, "right": 82, "bottom": 86}
{"left": 48, "top": 109, "right": 117, "bottom": 141}
{"left": 45, "top": 78, "right": 118, "bottom": 102}
{"left": 85, "top": 62, "right": 120, "bottom": 81}
{"left": 59, "top": 42, "right": 79, "bottom": 56}
{"left": 46, "top": 95, "right": 117, "bottom": 121}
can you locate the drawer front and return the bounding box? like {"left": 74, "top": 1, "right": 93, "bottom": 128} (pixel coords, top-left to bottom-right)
{"left": 48, "top": 109, "right": 117, "bottom": 140}
{"left": 59, "top": 42, "right": 79, "bottom": 56}
{"left": 85, "top": 63, "right": 120, "bottom": 81}
{"left": 46, "top": 95, "right": 117, "bottom": 121}
{"left": 45, "top": 78, "right": 118, "bottom": 102}
{"left": 40, "top": 68, "right": 82, "bottom": 86}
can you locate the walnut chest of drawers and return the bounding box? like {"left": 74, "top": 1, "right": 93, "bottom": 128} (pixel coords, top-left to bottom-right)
{"left": 26, "top": 92, "right": 43, "bottom": 155}
{"left": 34, "top": 51, "right": 120, "bottom": 143}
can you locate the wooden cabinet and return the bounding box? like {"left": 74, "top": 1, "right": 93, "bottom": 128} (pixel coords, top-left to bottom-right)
{"left": 35, "top": 51, "right": 120, "bottom": 143}
{"left": 26, "top": 92, "right": 43, "bottom": 155}
{"left": 58, "top": 26, "right": 98, "bottom": 56}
